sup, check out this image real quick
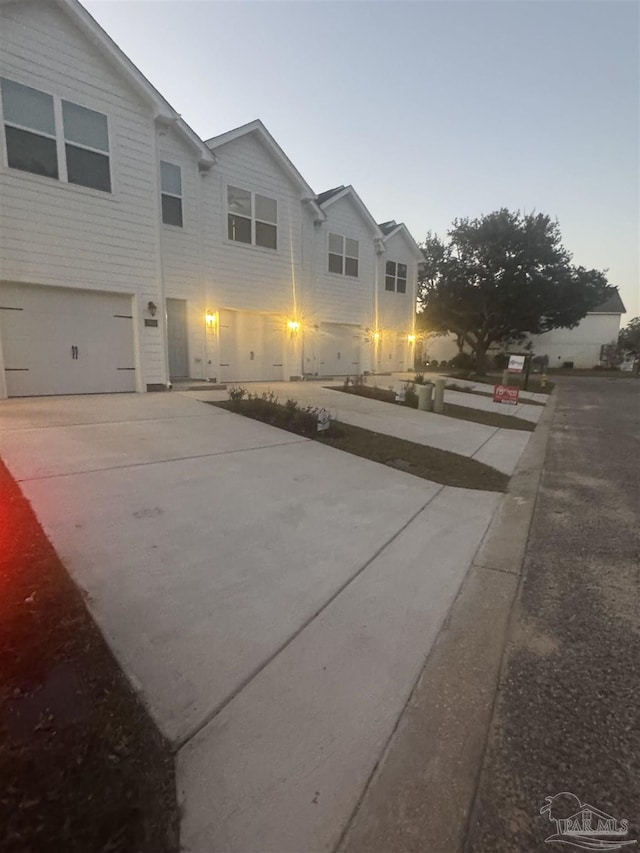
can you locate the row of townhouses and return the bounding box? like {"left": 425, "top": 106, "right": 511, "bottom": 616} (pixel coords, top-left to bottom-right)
{"left": 0, "top": 0, "right": 422, "bottom": 399}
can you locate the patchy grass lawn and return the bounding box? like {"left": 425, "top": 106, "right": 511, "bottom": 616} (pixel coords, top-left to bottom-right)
{"left": 213, "top": 398, "right": 509, "bottom": 492}
{"left": 0, "top": 460, "right": 178, "bottom": 853}
{"left": 331, "top": 385, "right": 535, "bottom": 431}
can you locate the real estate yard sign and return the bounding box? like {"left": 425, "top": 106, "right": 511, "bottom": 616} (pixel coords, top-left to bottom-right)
{"left": 317, "top": 409, "right": 330, "bottom": 432}
{"left": 508, "top": 354, "right": 526, "bottom": 373}
{"left": 493, "top": 384, "right": 520, "bottom": 405}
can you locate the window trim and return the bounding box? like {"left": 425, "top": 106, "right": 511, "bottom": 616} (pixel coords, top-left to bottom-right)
{"left": 226, "top": 184, "right": 278, "bottom": 251}
{"left": 327, "top": 232, "right": 359, "bottom": 278}
{"left": 160, "top": 160, "right": 183, "bottom": 228}
{"left": 0, "top": 76, "right": 113, "bottom": 195}
{"left": 385, "top": 260, "right": 408, "bottom": 294}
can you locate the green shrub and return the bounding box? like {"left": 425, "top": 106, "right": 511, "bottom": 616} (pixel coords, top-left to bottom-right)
{"left": 228, "top": 385, "right": 248, "bottom": 401}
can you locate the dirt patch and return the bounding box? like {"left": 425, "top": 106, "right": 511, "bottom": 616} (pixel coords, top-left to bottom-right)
{"left": 0, "top": 460, "right": 178, "bottom": 853}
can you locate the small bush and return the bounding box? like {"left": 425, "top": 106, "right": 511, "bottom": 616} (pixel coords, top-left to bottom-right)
{"left": 562, "top": 361, "right": 574, "bottom": 369}
{"left": 228, "top": 385, "right": 248, "bottom": 401}
{"left": 413, "top": 372, "right": 426, "bottom": 385}
{"left": 429, "top": 359, "right": 439, "bottom": 368}
{"left": 450, "top": 352, "right": 477, "bottom": 371}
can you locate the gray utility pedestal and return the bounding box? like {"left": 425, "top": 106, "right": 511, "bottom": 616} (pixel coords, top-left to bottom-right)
{"left": 433, "top": 379, "right": 446, "bottom": 414}
{"left": 418, "top": 384, "right": 434, "bottom": 412}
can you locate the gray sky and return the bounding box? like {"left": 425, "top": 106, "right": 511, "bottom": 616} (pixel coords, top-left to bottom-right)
{"left": 83, "top": 0, "right": 639, "bottom": 320}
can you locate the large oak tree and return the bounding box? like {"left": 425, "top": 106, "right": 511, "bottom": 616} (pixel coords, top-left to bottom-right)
{"left": 418, "top": 209, "right": 612, "bottom": 372}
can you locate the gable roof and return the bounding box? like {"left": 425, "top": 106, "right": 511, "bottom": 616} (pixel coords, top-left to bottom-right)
{"left": 30, "top": 0, "right": 215, "bottom": 167}
{"left": 316, "top": 185, "right": 383, "bottom": 238}
{"left": 205, "top": 119, "right": 325, "bottom": 220}
{"left": 316, "top": 186, "right": 346, "bottom": 206}
{"left": 590, "top": 290, "right": 626, "bottom": 314}
{"left": 377, "top": 220, "right": 423, "bottom": 260}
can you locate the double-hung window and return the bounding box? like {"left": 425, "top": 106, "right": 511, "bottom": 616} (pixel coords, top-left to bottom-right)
{"left": 160, "top": 161, "right": 183, "bottom": 227}
{"left": 1, "top": 78, "right": 112, "bottom": 192}
{"left": 227, "top": 185, "right": 277, "bottom": 249}
{"left": 385, "top": 261, "right": 408, "bottom": 293}
{"left": 328, "top": 233, "right": 359, "bottom": 277}
{"left": 62, "top": 100, "right": 111, "bottom": 192}
{"left": 1, "top": 78, "right": 58, "bottom": 179}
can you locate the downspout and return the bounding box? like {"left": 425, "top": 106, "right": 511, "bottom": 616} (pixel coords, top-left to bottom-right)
{"left": 152, "top": 118, "right": 171, "bottom": 389}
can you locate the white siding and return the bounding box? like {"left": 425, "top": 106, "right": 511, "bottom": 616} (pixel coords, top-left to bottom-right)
{"left": 311, "top": 195, "right": 376, "bottom": 327}
{"left": 159, "top": 128, "right": 207, "bottom": 379}
{"left": 205, "top": 133, "right": 304, "bottom": 317}
{"left": 530, "top": 314, "right": 622, "bottom": 368}
{"left": 0, "top": 0, "right": 165, "bottom": 389}
{"left": 376, "top": 229, "right": 418, "bottom": 371}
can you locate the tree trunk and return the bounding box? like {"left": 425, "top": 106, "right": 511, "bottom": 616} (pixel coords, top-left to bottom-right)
{"left": 475, "top": 345, "right": 490, "bottom": 375}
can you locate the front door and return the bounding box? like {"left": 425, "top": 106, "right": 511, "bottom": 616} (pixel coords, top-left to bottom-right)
{"left": 166, "top": 298, "right": 189, "bottom": 379}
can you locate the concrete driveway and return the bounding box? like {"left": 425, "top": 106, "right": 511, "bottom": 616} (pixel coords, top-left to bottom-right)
{"left": 0, "top": 392, "right": 501, "bottom": 852}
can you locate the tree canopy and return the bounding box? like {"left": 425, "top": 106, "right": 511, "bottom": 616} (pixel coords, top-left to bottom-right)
{"left": 618, "top": 317, "right": 640, "bottom": 354}
{"left": 418, "top": 209, "right": 613, "bottom": 371}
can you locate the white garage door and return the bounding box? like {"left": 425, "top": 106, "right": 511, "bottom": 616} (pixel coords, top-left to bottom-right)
{"left": 0, "top": 283, "right": 136, "bottom": 397}
{"left": 318, "top": 323, "right": 361, "bottom": 376}
{"left": 380, "top": 332, "right": 407, "bottom": 373}
{"left": 218, "top": 310, "right": 284, "bottom": 382}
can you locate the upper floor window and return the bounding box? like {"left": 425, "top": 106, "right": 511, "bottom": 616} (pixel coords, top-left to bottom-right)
{"left": 385, "top": 261, "right": 408, "bottom": 293}
{"left": 227, "top": 185, "right": 277, "bottom": 249}
{"left": 160, "top": 161, "right": 183, "bottom": 227}
{"left": 328, "top": 233, "right": 359, "bottom": 277}
{"left": 62, "top": 100, "right": 110, "bottom": 192}
{"left": 1, "top": 78, "right": 58, "bottom": 179}
{"left": 1, "top": 78, "right": 111, "bottom": 193}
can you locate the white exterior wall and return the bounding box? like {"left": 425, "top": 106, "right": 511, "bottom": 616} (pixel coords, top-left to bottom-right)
{"left": 0, "top": 0, "right": 166, "bottom": 392}
{"left": 376, "top": 230, "right": 418, "bottom": 371}
{"left": 158, "top": 128, "right": 208, "bottom": 380}
{"left": 529, "top": 313, "right": 622, "bottom": 368}
{"left": 309, "top": 196, "right": 377, "bottom": 373}
{"left": 203, "top": 133, "right": 306, "bottom": 380}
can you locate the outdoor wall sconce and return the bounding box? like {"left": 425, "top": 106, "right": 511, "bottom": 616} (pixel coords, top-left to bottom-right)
{"left": 205, "top": 311, "right": 218, "bottom": 329}
{"left": 373, "top": 331, "right": 381, "bottom": 343}
{"left": 407, "top": 334, "right": 416, "bottom": 344}
{"left": 287, "top": 319, "right": 300, "bottom": 333}
{"left": 147, "top": 301, "right": 158, "bottom": 317}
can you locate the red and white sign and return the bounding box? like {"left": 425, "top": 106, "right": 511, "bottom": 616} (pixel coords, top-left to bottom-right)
{"left": 493, "top": 384, "right": 520, "bottom": 405}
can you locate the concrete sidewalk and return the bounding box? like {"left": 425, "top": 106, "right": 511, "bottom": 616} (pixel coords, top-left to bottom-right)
{"left": 0, "top": 392, "right": 501, "bottom": 852}
{"left": 182, "top": 382, "right": 533, "bottom": 475}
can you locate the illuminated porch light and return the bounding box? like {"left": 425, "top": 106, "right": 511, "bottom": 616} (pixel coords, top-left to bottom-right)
{"left": 373, "top": 330, "right": 381, "bottom": 343}
{"left": 407, "top": 334, "right": 416, "bottom": 344}
{"left": 205, "top": 310, "right": 218, "bottom": 329}
{"left": 287, "top": 319, "right": 300, "bottom": 333}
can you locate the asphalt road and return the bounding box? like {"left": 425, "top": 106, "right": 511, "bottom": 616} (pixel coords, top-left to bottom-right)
{"left": 466, "top": 377, "right": 640, "bottom": 851}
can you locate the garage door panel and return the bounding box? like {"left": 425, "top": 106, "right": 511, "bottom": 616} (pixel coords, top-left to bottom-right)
{"left": 1, "top": 284, "right": 135, "bottom": 397}
{"left": 218, "top": 310, "right": 283, "bottom": 382}
{"left": 319, "top": 323, "right": 360, "bottom": 376}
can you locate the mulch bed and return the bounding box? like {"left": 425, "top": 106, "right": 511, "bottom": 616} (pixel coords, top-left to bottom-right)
{"left": 0, "top": 460, "right": 178, "bottom": 853}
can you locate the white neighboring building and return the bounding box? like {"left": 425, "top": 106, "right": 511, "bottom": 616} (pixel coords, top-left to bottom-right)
{"left": 528, "top": 291, "right": 627, "bottom": 368}
{"left": 0, "top": 0, "right": 421, "bottom": 397}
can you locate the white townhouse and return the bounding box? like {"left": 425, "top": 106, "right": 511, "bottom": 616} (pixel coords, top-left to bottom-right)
{"left": 0, "top": 0, "right": 214, "bottom": 398}
{"left": 0, "top": 0, "right": 422, "bottom": 398}
{"left": 376, "top": 220, "right": 422, "bottom": 373}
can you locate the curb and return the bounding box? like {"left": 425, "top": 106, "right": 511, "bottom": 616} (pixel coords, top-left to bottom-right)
{"left": 336, "top": 388, "right": 560, "bottom": 853}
